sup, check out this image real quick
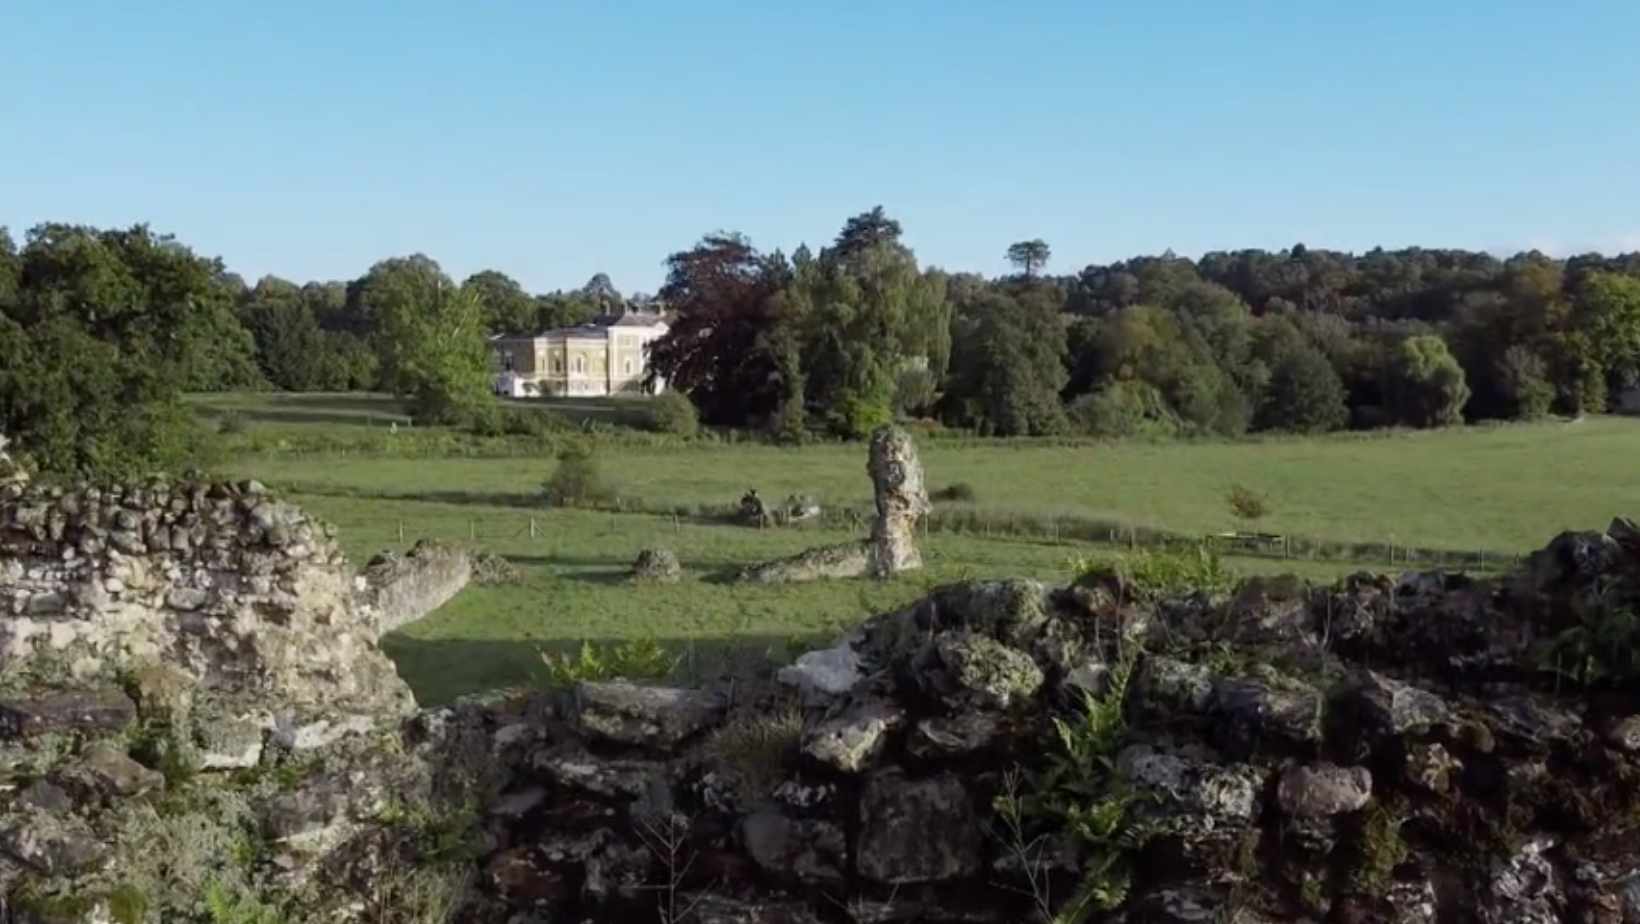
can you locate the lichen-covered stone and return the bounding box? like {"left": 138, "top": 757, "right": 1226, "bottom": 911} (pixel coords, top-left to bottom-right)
{"left": 572, "top": 681, "right": 725, "bottom": 749}
{"left": 631, "top": 547, "right": 683, "bottom": 583}
{"left": 913, "top": 632, "right": 1044, "bottom": 711}
{"left": 866, "top": 425, "right": 930, "bottom": 577}
{"left": 741, "top": 811, "right": 846, "bottom": 883}
{"left": 738, "top": 541, "right": 872, "bottom": 583}
{"left": 534, "top": 749, "right": 670, "bottom": 802}
{"left": 906, "top": 714, "right": 1003, "bottom": 760}
{"left": 1483, "top": 837, "right": 1563, "bottom": 924}
{"left": 0, "top": 807, "right": 106, "bottom": 875}
{"left": 0, "top": 688, "right": 136, "bottom": 740}
{"left": 55, "top": 741, "right": 164, "bottom": 802}
{"left": 1211, "top": 675, "right": 1322, "bottom": 752}
{"left": 194, "top": 711, "right": 265, "bottom": 769}
{"left": 1276, "top": 763, "right": 1373, "bottom": 818}
{"left": 1132, "top": 655, "right": 1216, "bottom": 719}
{"left": 1331, "top": 670, "right": 1452, "bottom": 745}
{"left": 802, "top": 697, "right": 905, "bottom": 774}
{"left": 856, "top": 771, "right": 983, "bottom": 884}
{"left": 1404, "top": 742, "right": 1461, "bottom": 795}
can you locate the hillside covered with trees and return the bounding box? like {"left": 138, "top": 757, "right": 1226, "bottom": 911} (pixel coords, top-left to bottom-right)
{"left": 3, "top": 210, "right": 1640, "bottom": 477}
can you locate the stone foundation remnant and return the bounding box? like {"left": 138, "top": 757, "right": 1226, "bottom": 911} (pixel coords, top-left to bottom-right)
{"left": 739, "top": 425, "right": 930, "bottom": 583}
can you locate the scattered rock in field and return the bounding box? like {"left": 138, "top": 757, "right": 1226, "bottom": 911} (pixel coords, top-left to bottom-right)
{"left": 631, "top": 547, "right": 683, "bottom": 583}
{"left": 471, "top": 552, "right": 523, "bottom": 585}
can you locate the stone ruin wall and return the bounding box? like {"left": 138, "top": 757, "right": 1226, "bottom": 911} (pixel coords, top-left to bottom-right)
{"left": 9, "top": 465, "right": 1640, "bottom": 921}
{"left": 0, "top": 478, "right": 413, "bottom": 728}
{"left": 359, "top": 540, "right": 473, "bottom": 635}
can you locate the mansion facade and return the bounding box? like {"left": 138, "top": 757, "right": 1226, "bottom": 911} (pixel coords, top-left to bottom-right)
{"left": 491, "top": 310, "right": 670, "bottom": 398}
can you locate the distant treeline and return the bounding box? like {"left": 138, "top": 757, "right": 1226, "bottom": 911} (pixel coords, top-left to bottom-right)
{"left": 3, "top": 213, "right": 1639, "bottom": 478}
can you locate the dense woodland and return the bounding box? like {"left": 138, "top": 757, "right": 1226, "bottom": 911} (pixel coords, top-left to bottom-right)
{"left": 3, "top": 209, "right": 1640, "bottom": 477}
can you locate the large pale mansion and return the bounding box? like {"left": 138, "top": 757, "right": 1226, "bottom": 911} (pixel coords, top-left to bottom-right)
{"left": 491, "top": 310, "right": 670, "bottom": 398}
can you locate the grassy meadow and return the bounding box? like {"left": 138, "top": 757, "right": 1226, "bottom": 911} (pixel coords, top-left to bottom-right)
{"left": 192, "top": 392, "right": 1640, "bottom": 703}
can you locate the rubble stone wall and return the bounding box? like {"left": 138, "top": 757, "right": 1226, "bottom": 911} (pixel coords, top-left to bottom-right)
{"left": 9, "top": 482, "right": 1640, "bottom": 924}
{"left": 0, "top": 479, "right": 413, "bottom": 725}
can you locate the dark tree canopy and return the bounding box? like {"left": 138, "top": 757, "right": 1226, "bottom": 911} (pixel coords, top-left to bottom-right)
{"left": 1006, "top": 239, "right": 1052, "bottom": 277}
{"left": 825, "top": 206, "right": 905, "bottom": 264}
{"left": 646, "top": 234, "right": 793, "bottom": 425}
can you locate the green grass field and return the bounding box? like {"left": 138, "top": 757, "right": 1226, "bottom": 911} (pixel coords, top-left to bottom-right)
{"left": 294, "top": 494, "right": 1346, "bottom": 705}
{"left": 194, "top": 392, "right": 1640, "bottom": 703}
{"left": 205, "top": 393, "right": 1640, "bottom": 552}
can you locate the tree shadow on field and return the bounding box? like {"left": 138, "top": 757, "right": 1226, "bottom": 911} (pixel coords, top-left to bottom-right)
{"left": 294, "top": 484, "right": 543, "bottom": 509}
{"left": 380, "top": 633, "right": 832, "bottom": 707}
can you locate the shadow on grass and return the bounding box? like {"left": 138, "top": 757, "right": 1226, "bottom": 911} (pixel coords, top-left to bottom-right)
{"left": 381, "top": 633, "right": 831, "bottom": 706}
{"left": 290, "top": 484, "right": 545, "bottom": 509}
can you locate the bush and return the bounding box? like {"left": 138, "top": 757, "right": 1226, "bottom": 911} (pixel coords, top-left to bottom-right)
{"left": 465, "top": 403, "right": 506, "bottom": 437}
{"left": 646, "top": 392, "right": 700, "bottom": 437}
{"left": 216, "top": 412, "right": 248, "bottom": 436}
{"left": 501, "top": 407, "right": 550, "bottom": 437}
{"left": 1068, "top": 381, "right": 1180, "bottom": 438}
{"left": 543, "top": 444, "right": 611, "bottom": 508}
{"left": 827, "top": 392, "right": 894, "bottom": 439}
{"left": 1226, "top": 484, "right": 1269, "bottom": 524}
{"left": 931, "top": 482, "right": 978, "bottom": 503}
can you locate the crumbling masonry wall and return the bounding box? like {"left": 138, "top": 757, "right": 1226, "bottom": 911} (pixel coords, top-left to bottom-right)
{"left": 0, "top": 478, "right": 414, "bottom": 727}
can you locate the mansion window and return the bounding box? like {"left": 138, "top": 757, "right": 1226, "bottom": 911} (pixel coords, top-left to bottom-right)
{"left": 573, "top": 356, "right": 585, "bottom": 374}
{"left": 624, "top": 359, "right": 634, "bottom": 375}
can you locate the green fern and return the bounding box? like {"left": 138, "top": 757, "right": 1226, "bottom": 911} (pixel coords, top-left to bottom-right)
{"left": 539, "top": 637, "right": 679, "bottom": 687}
{"left": 1053, "top": 850, "right": 1132, "bottom": 923}
{"left": 203, "top": 881, "right": 287, "bottom": 924}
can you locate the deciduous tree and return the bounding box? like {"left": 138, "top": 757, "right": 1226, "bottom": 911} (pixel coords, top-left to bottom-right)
{"left": 1384, "top": 335, "right": 1470, "bottom": 427}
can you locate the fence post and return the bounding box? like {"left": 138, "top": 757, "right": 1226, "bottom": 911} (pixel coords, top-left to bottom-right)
{"left": 529, "top": 517, "right": 537, "bottom": 539}
{"left": 469, "top": 520, "right": 477, "bottom": 541}
{"left": 397, "top": 520, "right": 405, "bottom": 543}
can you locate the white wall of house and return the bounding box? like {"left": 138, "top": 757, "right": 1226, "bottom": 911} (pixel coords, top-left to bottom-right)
{"left": 491, "top": 318, "right": 669, "bottom": 398}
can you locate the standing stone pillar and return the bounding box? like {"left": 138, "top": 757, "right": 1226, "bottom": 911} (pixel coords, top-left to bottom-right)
{"left": 866, "top": 426, "right": 930, "bottom": 577}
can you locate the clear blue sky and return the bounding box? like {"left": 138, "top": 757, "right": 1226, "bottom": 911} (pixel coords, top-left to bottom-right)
{"left": 3, "top": 1, "right": 1638, "bottom": 294}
